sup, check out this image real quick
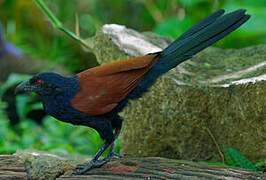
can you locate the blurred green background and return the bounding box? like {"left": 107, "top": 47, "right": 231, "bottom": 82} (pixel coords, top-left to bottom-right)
{"left": 0, "top": 0, "right": 265, "bottom": 156}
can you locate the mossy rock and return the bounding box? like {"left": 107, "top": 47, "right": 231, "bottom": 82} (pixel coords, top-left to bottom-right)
{"left": 119, "top": 45, "right": 265, "bottom": 163}
{"left": 87, "top": 24, "right": 172, "bottom": 64}
{"left": 15, "top": 150, "right": 90, "bottom": 180}
{"left": 89, "top": 24, "right": 266, "bottom": 163}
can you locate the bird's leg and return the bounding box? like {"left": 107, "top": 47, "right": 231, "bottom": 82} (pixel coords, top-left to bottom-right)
{"left": 106, "top": 128, "right": 131, "bottom": 159}
{"left": 73, "top": 141, "right": 111, "bottom": 175}
{"left": 107, "top": 128, "right": 124, "bottom": 158}
{"left": 74, "top": 126, "right": 130, "bottom": 175}
{"left": 92, "top": 128, "right": 130, "bottom": 166}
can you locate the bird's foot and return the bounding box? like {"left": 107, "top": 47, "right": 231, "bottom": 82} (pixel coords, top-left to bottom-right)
{"left": 73, "top": 158, "right": 111, "bottom": 175}
{"left": 111, "top": 152, "right": 132, "bottom": 159}
{"left": 73, "top": 153, "right": 132, "bottom": 175}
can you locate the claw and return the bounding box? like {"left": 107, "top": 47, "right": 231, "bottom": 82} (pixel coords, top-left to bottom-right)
{"left": 72, "top": 153, "right": 132, "bottom": 175}
{"left": 72, "top": 158, "right": 112, "bottom": 175}
{"left": 112, "top": 153, "right": 132, "bottom": 159}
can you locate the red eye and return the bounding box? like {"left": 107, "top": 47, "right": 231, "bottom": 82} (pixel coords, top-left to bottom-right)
{"left": 36, "top": 80, "right": 42, "bottom": 86}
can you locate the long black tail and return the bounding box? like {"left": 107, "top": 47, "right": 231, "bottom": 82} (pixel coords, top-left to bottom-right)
{"left": 161, "top": 9, "right": 250, "bottom": 63}
{"left": 138, "top": 9, "right": 250, "bottom": 90}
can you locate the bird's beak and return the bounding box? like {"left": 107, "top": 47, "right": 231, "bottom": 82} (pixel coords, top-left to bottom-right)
{"left": 15, "top": 80, "right": 33, "bottom": 95}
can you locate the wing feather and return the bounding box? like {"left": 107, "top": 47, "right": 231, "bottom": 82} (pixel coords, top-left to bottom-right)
{"left": 70, "top": 54, "right": 160, "bottom": 115}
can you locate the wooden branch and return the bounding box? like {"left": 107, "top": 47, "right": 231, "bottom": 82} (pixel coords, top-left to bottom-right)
{"left": 1, "top": 154, "right": 265, "bottom": 180}
{"left": 62, "top": 157, "right": 265, "bottom": 180}
{"left": 0, "top": 155, "right": 27, "bottom": 180}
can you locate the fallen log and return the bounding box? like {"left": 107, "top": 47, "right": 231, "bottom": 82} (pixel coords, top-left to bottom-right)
{"left": 61, "top": 157, "right": 266, "bottom": 180}
{"left": 0, "top": 151, "right": 265, "bottom": 180}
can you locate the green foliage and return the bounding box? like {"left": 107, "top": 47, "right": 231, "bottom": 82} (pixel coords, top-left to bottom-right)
{"left": 0, "top": 74, "right": 32, "bottom": 95}
{"left": 154, "top": 17, "right": 194, "bottom": 38}
{"left": 223, "top": 146, "right": 261, "bottom": 171}
{"left": 202, "top": 147, "right": 265, "bottom": 172}
{"left": 255, "top": 159, "right": 266, "bottom": 172}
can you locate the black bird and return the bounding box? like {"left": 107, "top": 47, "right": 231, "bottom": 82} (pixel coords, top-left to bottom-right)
{"left": 15, "top": 9, "right": 250, "bottom": 174}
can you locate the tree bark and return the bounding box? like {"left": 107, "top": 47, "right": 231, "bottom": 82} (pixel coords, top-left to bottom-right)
{"left": 0, "top": 155, "right": 27, "bottom": 180}
{"left": 2, "top": 154, "right": 264, "bottom": 180}
{"left": 60, "top": 157, "right": 265, "bottom": 180}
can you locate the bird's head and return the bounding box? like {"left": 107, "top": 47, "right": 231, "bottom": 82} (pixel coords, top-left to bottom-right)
{"left": 15, "top": 72, "right": 69, "bottom": 97}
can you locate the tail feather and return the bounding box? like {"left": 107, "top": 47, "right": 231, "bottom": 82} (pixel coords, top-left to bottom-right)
{"left": 125, "top": 9, "right": 250, "bottom": 101}
{"left": 170, "top": 9, "right": 225, "bottom": 44}
{"left": 187, "top": 14, "right": 250, "bottom": 56}
{"left": 162, "top": 9, "right": 249, "bottom": 62}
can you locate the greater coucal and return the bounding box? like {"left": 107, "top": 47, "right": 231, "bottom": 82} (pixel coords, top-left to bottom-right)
{"left": 15, "top": 9, "right": 250, "bottom": 174}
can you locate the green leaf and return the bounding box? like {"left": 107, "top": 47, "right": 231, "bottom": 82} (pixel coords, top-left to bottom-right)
{"left": 255, "top": 159, "right": 266, "bottom": 172}
{"left": 224, "top": 146, "right": 257, "bottom": 170}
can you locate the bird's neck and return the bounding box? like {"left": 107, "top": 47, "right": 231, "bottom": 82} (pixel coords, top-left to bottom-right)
{"left": 40, "top": 76, "right": 85, "bottom": 124}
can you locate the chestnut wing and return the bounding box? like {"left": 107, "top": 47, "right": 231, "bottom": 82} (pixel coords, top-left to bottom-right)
{"left": 70, "top": 54, "right": 160, "bottom": 115}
